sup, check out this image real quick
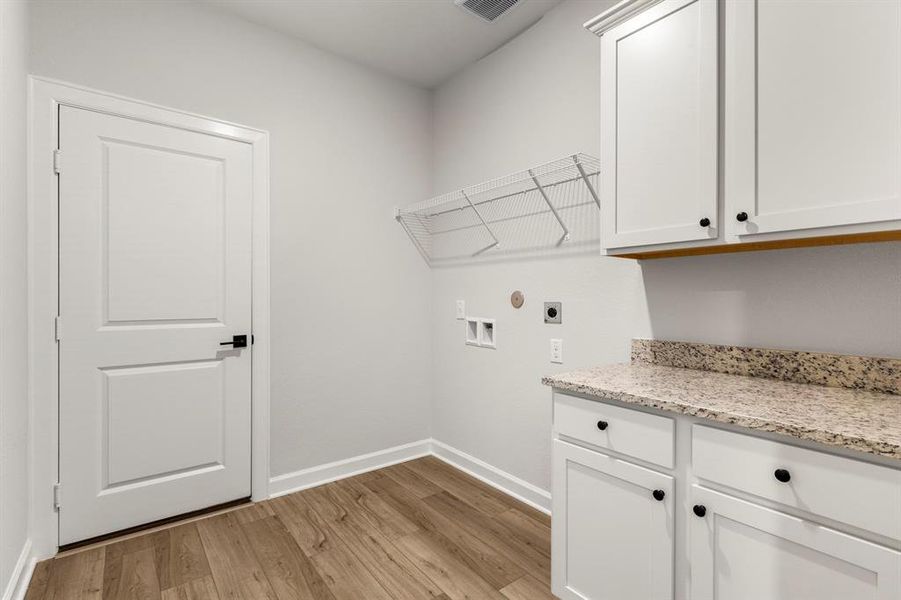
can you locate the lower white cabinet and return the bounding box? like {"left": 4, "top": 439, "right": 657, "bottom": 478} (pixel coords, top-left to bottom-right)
{"left": 551, "top": 440, "right": 674, "bottom": 600}
{"left": 690, "top": 486, "right": 901, "bottom": 600}
{"left": 551, "top": 392, "right": 901, "bottom": 600}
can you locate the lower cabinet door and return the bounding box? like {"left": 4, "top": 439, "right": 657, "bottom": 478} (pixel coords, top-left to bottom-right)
{"left": 552, "top": 440, "right": 674, "bottom": 600}
{"left": 690, "top": 485, "right": 901, "bottom": 600}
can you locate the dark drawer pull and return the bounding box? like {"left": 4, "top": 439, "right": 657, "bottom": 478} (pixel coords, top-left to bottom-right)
{"left": 774, "top": 468, "right": 791, "bottom": 483}
{"left": 693, "top": 504, "right": 707, "bottom": 518}
{"left": 596, "top": 420, "right": 608, "bottom": 431}
{"left": 652, "top": 489, "right": 665, "bottom": 501}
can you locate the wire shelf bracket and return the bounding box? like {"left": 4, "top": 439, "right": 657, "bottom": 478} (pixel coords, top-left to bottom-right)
{"left": 395, "top": 153, "right": 601, "bottom": 265}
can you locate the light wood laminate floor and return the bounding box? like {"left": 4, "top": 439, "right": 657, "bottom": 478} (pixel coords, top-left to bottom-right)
{"left": 26, "top": 456, "right": 554, "bottom": 600}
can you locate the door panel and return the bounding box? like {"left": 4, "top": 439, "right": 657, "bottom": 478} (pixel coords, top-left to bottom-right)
{"left": 552, "top": 440, "right": 674, "bottom": 600}
{"left": 727, "top": 0, "right": 901, "bottom": 236}
{"left": 690, "top": 485, "right": 901, "bottom": 600}
{"left": 105, "top": 139, "right": 225, "bottom": 323}
{"left": 59, "top": 105, "right": 253, "bottom": 545}
{"left": 601, "top": 0, "right": 718, "bottom": 249}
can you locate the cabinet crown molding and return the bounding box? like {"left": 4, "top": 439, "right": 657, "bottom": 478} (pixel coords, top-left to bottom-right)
{"left": 584, "top": 0, "right": 666, "bottom": 36}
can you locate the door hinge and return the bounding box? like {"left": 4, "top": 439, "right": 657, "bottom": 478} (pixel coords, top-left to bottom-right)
{"left": 54, "top": 315, "right": 62, "bottom": 342}
{"left": 53, "top": 483, "right": 61, "bottom": 511}
{"left": 53, "top": 149, "right": 61, "bottom": 175}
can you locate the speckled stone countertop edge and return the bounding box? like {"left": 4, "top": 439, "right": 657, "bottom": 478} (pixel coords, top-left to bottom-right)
{"left": 541, "top": 374, "right": 901, "bottom": 461}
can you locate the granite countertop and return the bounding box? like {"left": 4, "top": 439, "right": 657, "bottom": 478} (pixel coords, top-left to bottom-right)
{"left": 542, "top": 362, "right": 901, "bottom": 460}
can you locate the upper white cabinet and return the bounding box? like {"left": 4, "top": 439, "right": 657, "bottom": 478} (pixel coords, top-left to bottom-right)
{"left": 587, "top": 0, "right": 901, "bottom": 257}
{"left": 596, "top": 0, "right": 718, "bottom": 250}
{"left": 726, "top": 0, "right": 901, "bottom": 239}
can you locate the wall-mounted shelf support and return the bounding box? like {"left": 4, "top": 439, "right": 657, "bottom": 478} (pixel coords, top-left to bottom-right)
{"left": 529, "top": 168, "right": 570, "bottom": 245}
{"left": 462, "top": 190, "right": 500, "bottom": 254}
{"left": 573, "top": 154, "right": 601, "bottom": 208}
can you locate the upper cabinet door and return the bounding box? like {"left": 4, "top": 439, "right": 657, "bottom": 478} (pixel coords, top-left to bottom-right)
{"left": 726, "top": 0, "right": 901, "bottom": 238}
{"left": 600, "top": 0, "right": 718, "bottom": 250}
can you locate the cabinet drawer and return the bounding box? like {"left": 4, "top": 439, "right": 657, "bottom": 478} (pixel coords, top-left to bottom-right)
{"left": 554, "top": 393, "right": 674, "bottom": 468}
{"left": 692, "top": 425, "right": 901, "bottom": 540}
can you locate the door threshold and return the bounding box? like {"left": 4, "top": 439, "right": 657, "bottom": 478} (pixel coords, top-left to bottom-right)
{"left": 58, "top": 497, "right": 251, "bottom": 554}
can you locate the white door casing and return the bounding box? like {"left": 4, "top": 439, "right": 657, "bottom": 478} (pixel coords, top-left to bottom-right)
{"left": 600, "top": 0, "right": 718, "bottom": 249}
{"left": 726, "top": 0, "right": 901, "bottom": 237}
{"left": 58, "top": 105, "right": 255, "bottom": 545}
{"left": 551, "top": 439, "right": 674, "bottom": 600}
{"left": 690, "top": 485, "right": 901, "bottom": 600}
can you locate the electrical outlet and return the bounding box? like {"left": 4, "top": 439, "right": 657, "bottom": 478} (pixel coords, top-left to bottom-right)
{"left": 550, "top": 338, "right": 563, "bottom": 363}
{"left": 456, "top": 300, "right": 466, "bottom": 320}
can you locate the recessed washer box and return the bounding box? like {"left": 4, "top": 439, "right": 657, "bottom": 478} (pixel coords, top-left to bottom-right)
{"left": 479, "top": 319, "right": 496, "bottom": 349}
{"left": 465, "top": 318, "right": 479, "bottom": 346}
{"left": 465, "top": 317, "right": 496, "bottom": 349}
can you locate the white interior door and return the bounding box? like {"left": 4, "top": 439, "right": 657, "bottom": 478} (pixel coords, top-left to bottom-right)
{"left": 690, "top": 485, "right": 901, "bottom": 600}
{"left": 58, "top": 105, "right": 254, "bottom": 545}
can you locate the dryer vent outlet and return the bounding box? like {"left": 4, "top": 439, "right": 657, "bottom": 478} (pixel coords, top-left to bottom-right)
{"left": 455, "top": 0, "right": 521, "bottom": 22}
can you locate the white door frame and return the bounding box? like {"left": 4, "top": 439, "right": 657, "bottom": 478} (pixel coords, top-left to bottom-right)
{"left": 28, "top": 76, "right": 270, "bottom": 557}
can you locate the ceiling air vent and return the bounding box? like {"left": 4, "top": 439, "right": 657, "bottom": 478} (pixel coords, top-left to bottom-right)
{"left": 455, "top": 0, "right": 521, "bottom": 22}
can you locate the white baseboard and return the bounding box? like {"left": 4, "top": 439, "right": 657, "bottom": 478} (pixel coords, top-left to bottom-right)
{"left": 430, "top": 439, "right": 551, "bottom": 514}
{"left": 268, "top": 438, "right": 551, "bottom": 515}
{"left": 268, "top": 439, "right": 432, "bottom": 498}
{"left": 2, "top": 540, "right": 36, "bottom": 600}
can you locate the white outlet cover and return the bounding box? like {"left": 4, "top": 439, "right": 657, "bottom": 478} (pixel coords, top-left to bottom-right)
{"left": 550, "top": 338, "right": 563, "bottom": 363}
{"left": 456, "top": 300, "right": 466, "bottom": 320}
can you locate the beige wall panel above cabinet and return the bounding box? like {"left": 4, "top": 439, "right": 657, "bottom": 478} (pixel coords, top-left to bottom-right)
{"left": 727, "top": 0, "right": 901, "bottom": 238}
{"left": 600, "top": 0, "right": 719, "bottom": 249}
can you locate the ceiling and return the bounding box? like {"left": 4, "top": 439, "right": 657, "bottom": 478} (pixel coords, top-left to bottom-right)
{"left": 200, "top": 0, "right": 562, "bottom": 88}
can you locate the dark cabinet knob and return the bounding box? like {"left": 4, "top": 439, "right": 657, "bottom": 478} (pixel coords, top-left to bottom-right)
{"left": 596, "top": 420, "right": 608, "bottom": 431}
{"left": 652, "top": 489, "right": 665, "bottom": 501}
{"left": 693, "top": 504, "right": 707, "bottom": 517}
{"left": 774, "top": 468, "right": 791, "bottom": 483}
{"left": 736, "top": 212, "right": 749, "bottom": 222}
{"left": 699, "top": 217, "right": 711, "bottom": 227}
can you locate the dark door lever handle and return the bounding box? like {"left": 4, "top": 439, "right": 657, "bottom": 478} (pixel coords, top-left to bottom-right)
{"left": 220, "top": 335, "right": 248, "bottom": 349}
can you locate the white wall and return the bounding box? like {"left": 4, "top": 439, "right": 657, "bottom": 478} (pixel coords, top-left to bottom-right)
{"left": 431, "top": 0, "right": 901, "bottom": 493}
{"left": 0, "top": 0, "right": 31, "bottom": 595}
{"left": 29, "top": 0, "right": 434, "bottom": 479}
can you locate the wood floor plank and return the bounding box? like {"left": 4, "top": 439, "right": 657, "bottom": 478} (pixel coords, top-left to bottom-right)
{"left": 362, "top": 475, "right": 525, "bottom": 589}
{"left": 380, "top": 462, "right": 442, "bottom": 498}
{"left": 269, "top": 494, "right": 335, "bottom": 557}
{"left": 231, "top": 501, "right": 275, "bottom": 525}
{"left": 303, "top": 480, "right": 420, "bottom": 542}
{"left": 423, "top": 491, "right": 551, "bottom": 585}
{"left": 496, "top": 508, "right": 551, "bottom": 558}
{"left": 500, "top": 575, "right": 555, "bottom": 600}
{"left": 308, "top": 545, "right": 394, "bottom": 600}
{"left": 42, "top": 547, "right": 105, "bottom": 600}
{"left": 195, "top": 512, "right": 278, "bottom": 600}
{"left": 393, "top": 531, "right": 507, "bottom": 600}
{"left": 164, "top": 524, "right": 212, "bottom": 590}
{"left": 240, "top": 515, "right": 336, "bottom": 600}
{"left": 24, "top": 559, "right": 52, "bottom": 600}
{"left": 323, "top": 480, "right": 446, "bottom": 599}
{"left": 115, "top": 548, "right": 161, "bottom": 600}
{"left": 160, "top": 576, "right": 220, "bottom": 600}
{"left": 403, "top": 457, "right": 513, "bottom": 515}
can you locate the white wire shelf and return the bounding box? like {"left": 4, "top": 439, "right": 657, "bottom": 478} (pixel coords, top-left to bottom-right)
{"left": 396, "top": 153, "right": 601, "bottom": 265}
